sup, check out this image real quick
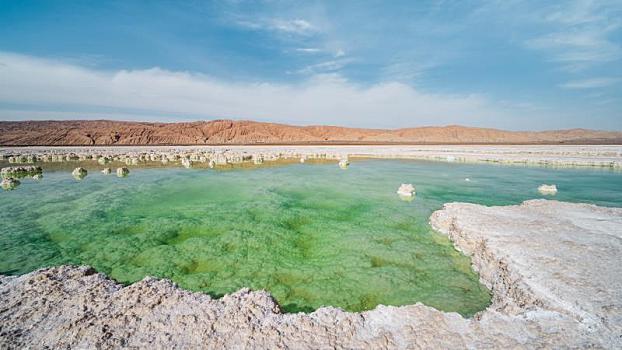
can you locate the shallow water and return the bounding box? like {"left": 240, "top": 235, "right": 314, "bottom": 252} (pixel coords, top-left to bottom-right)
{"left": 1, "top": 159, "right": 621, "bottom": 316}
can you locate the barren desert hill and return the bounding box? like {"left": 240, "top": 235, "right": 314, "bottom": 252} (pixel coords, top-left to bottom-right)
{"left": 0, "top": 119, "right": 621, "bottom": 145}
{"left": 364, "top": 125, "right": 622, "bottom": 144}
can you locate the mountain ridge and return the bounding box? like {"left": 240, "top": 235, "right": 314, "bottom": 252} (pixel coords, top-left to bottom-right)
{"left": 1, "top": 119, "right": 621, "bottom": 145}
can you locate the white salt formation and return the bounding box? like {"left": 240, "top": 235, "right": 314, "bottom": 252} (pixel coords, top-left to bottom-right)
{"left": 1, "top": 177, "right": 20, "bottom": 190}
{"left": 1, "top": 165, "right": 43, "bottom": 178}
{"left": 538, "top": 184, "right": 558, "bottom": 195}
{"left": 71, "top": 167, "right": 87, "bottom": 180}
{"left": 181, "top": 158, "right": 192, "bottom": 168}
{"left": 253, "top": 154, "right": 264, "bottom": 165}
{"left": 397, "top": 184, "right": 416, "bottom": 197}
{"left": 116, "top": 167, "right": 130, "bottom": 177}
{"left": 396, "top": 184, "right": 416, "bottom": 201}
{"left": 101, "top": 168, "right": 111, "bottom": 175}
{"left": 2, "top": 145, "right": 621, "bottom": 172}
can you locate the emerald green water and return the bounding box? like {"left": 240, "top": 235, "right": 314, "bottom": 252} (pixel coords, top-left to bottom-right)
{"left": 1, "top": 159, "right": 621, "bottom": 316}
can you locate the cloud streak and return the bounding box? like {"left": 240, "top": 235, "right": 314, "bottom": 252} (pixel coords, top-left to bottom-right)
{"left": 0, "top": 52, "right": 523, "bottom": 128}
{"left": 559, "top": 77, "right": 621, "bottom": 89}
{"left": 295, "top": 48, "right": 322, "bottom": 53}
{"left": 234, "top": 18, "right": 317, "bottom": 36}
{"left": 525, "top": 0, "right": 622, "bottom": 71}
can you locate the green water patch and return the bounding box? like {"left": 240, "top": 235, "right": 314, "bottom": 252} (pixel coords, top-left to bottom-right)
{"left": 1, "top": 159, "right": 621, "bottom": 316}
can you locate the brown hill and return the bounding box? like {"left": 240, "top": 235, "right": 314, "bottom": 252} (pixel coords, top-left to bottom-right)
{"left": 0, "top": 120, "right": 620, "bottom": 145}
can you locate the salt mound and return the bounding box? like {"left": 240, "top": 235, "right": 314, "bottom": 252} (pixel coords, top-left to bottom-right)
{"left": 538, "top": 184, "right": 557, "bottom": 195}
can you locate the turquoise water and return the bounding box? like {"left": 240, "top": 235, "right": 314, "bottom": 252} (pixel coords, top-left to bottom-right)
{"left": 1, "top": 159, "right": 620, "bottom": 315}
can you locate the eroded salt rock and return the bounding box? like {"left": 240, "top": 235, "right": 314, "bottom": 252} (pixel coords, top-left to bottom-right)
{"left": 1, "top": 166, "right": 43, "bottom": 178}
{"left": 397, "top": 184, "right": 416, "bottom": 201}
{"left": 214, "top": 154, "right": 228, "bottom": 165}
{"left": 8, "top": 155, "right": 28, "bottom": 163}
{"left": 116, "top": 167, "right": 130, "bottom": 177}
{"left": 338, "top": 159, "right": 349, "bottom": 169}
{"left": 253, "top": 155, "right": 264, "bottom": 165}
{"left": 1, "top": 177, "right": 20, "bottom": 190}
{"left": 72, "top": 167, "right": 88, "bottom": 180}
{"left": 181, "top": 158, "right": 192, "bottom": 168}
{"left": 538, "top": 184, "right": 557, "bottom": 195}
{"left": 101, "top": 168, "right": 111, "bottom": 175}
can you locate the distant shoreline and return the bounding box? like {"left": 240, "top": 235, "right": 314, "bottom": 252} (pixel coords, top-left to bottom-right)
{"left": 3, "top": 140, "right": 622, "bottom": 147}
{"left": 3, "top": 144, "right": 621, "bottom": 169}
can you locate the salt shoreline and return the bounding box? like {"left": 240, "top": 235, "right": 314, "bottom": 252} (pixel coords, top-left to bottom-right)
{"left": 1, "top": 144, "right": 621, "bottom": 169}
{"left": 1, "top": 199, "right": 620, "bottom": 348}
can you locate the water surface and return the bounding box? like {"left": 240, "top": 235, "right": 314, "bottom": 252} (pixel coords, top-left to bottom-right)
{"left": 1, "top": 159, "right": 620, "bottom": 315}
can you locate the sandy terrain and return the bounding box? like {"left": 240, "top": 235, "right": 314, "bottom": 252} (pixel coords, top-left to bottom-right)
{"left": 1, "top": 120, "right": 621, "bottom": 145}
{"left": 1, "top": 200, "right": 621, "bottom": 349}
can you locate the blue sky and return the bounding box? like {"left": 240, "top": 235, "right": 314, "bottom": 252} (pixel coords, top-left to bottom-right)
{"left": 0, "top": 0, "right": 621, "bottom": 130}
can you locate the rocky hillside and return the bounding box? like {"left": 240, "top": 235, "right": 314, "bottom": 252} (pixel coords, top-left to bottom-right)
{"left": 1, "top": 120, "right": 620, "bottom": 145}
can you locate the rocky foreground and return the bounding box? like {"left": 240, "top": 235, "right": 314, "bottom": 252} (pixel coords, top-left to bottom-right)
{"left": 1, "top": 120, "right": 621, "bottom": 145}
{"left": 1, "top": 200, "right": 621, "bottom": 349}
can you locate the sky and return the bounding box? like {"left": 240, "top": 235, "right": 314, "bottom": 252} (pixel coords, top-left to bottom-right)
{"left": 0, "top": 0, "right": 621, "bottom": 130}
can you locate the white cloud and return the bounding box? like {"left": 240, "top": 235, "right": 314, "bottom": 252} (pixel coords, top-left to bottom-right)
{"left": 381, "top": 60, "right": 440, "bottom": 83}
{"left": 235, "top": 18, "right": 317, "bottom": 36}
{"left": 334, "top": 49, "right": 346, "bottom": 57}
{"left": 295, "top": 58, "right": 352, "bottom": 75}
{"left": 295, "top": 48, "right": 322, "bottom": 53}
{"left": 525, "top": 0, "right": 622, "bottom": 70}
{"left": 0, "top": 52, "right": 532, "bottom": 128}
{"left": 272, "top": 19, "right": 315, "bottom": 35}
{"left": 559, "top": 77, "right": 621, "bottom": 89}
{"left": 526, "top": 29, "right": 622, "bottom": 65}
{"left": 545, "top": 0, "right": 610, "bottom": 26}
